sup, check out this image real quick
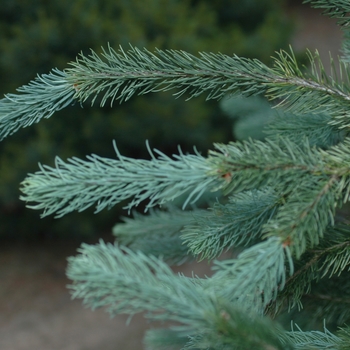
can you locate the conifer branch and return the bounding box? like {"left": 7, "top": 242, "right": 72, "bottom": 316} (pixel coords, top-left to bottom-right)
{"left": 209, "top": 138, "right": 323, "bottom": 194}
{"left": 0, "top": 69, "right": 75, "bottom": 141}
{"left": 268, "top": 50, "right": 350, "bottom": 127}
{"left": 67, "top": 240, "right": 348, "bottom": 349}
{"left": 336, "top": 326, "right": 350, "bottom": 349}
{"left": 20, "top": 136, "right": 349, "bottom": 261}
{"left": 67, "top": 241, "right": 206, "bottom": 326}
{"left": 263, "top": 175, "right": 338, "bottom": 258}
{"left": 208, "top": 138, "right": 350, "bottom": 257}
{"left": 211, "top": 237, "right": 293, "bottom": 313}
{"left": 304, "top": 0, "right": 350, "bottom": 26}
{"left": 181, "top": 189, "right": 279, "bottom": 261}
{"left": 266, "top": 224, "right": 350, "bottom": 317}
{"left": 66, "top": 45, "right": 274, "bottom": 104}
{"left": 66, "top": 45, "right": 350, "bottom": 126}
{"left": 67, "top": 241, "right": 293, "bottom": 350}
{"left": 1, "top": 46, "right": 350, "bottom": 142}
{"left": 285, "top": 324, "right": 343, "bottom": 349}
{"left": 19, "top": 137, "right": 323, "bottom": 221}
{"left": 20, "top": 142, "right": 222, "bottom": 218}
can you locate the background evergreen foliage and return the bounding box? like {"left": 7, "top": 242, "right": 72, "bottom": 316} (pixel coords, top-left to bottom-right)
{"left": 0, "top": 0, "right": 292, "bottom": 239}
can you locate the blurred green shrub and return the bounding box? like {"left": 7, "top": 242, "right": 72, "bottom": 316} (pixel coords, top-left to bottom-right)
{"left": 220, "top": 95, "right": 274, "bottom": 141}
{"left": 0, "top": 0, "right": 293, "bottom": 239}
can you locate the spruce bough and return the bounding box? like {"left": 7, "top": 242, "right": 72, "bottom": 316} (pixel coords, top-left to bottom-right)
{"left": 3, "top": 1, "right": 350, "bottom": 348}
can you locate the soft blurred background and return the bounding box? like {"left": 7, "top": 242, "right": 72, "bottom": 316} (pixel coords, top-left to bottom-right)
{"left": 0, "top": 0, "right": 343, "bottom": 349}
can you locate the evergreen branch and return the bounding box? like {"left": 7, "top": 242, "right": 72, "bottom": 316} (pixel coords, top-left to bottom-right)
{"left": 268, "top": 50, "right": 350, "bottom": 127}
{"left": 337, "top": 326, "right": 350, "bottom": 350}
{"left": 285, "top": 324, "right": 343, "bottom": 349}
{"left": 209, "top": 138, "right": 350, "bottom": 257}
{"left": 0, "top": 69, "right": 75, "bottom": 141}
{"left": 112, "top": 208, "right": 197, "bottom": 264}
{"left": 66, "top": 44, "right": 274, "bottom": 104}
{"left": 263, "top": 175, "right": 338, "bottom": 258}
{"left": 321, "top": 138, "right": 350, "bottom": 171}
{"left": 67, "top": 241, "right": 293, "bottom": 350}
{"left": 209, "top": 138, "right": 324, "bottom": 195}
{"left": 320, "top": 138, "right": 350, "bottom": 197}
{"left": 2, "top": 46, "right": 350, "bottom": 141}
{"left": 303, "top": 0, "right": 350, "bottom": 26}
{"left": 66, "top": 46, "right": 350, "bottom": 128}
{"left": 319, "top": 240, "right": 350, "bottom": 278}
{"left": 212, "top": 237, "right": 293, "bottom": 313}
{"left": 67, "top": 241, "right": 209, "bottom": 327}
{"left": 20, "top": 142, "right": 223, "bottom": 218}
{"left": 181, "top": 189, "right": 280, "bottom": 261}
{"left": 20, "top": 136, "right": 348, "bottom": 228}
{"left": 272, "top": 49, "right": 348, "bottom": 96}
{"left": 266, "top": 224, "right": 350, "bottom": 316}
{"left": 67, "top": 240, "right": 346, "bottom": 348}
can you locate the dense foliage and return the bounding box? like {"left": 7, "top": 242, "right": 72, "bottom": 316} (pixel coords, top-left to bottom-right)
{"left": 0, "top": 0, "right": 292, "bottom": 238}
{"left": 9, "top": 0, "right": 350, "bottom": 348}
